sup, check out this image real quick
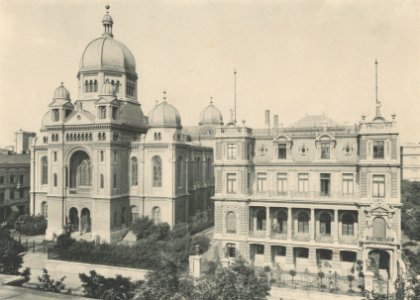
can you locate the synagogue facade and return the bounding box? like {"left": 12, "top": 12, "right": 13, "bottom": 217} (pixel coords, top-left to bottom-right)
{"left": 30, "top": 7, "right": 220, "bottom": 243}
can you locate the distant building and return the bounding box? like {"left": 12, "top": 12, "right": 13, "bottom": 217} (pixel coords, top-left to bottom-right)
{"left": 213, "top": 106, "right": 402, "bottom": 292}
{"left": 0, "top": 131, "right": 35, "bottom": 223}
{"left": 30, "top": 7, "right": 217, "bottom": 243}
{"left": 401, "top": 143, "right": 420, "bottom": 181}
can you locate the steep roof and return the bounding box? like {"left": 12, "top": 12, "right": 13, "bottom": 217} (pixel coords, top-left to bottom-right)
{"left": 288, "top": 114, "right": 342, "bottom": 128}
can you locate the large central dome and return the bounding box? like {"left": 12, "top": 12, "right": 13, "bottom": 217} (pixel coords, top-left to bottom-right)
{"left": 80, "top": 37, "right": 136, "bottom": 75}
{"left": 79, "top": 6, "right": 136, "bottom": 76}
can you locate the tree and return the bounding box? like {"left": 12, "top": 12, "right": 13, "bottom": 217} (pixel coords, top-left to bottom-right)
{"left": 318, "top": 271, "right": 325, "bottom": 290}
{"left": 0, "top": 228, "right": 24, "bottom": 275}
{"left": 79, "top": 270, "right": 140, "bottom": 300}
{"left": 289, "top": 269, "right": 297, "bottom": 288}
{"left": 347, "top": 274, "right": 355, "bottom": 292}
{"left": 194, "top": 258, "right": 270, "bottom": 300}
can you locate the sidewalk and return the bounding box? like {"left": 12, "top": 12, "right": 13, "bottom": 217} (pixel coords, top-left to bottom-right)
{"left": 0, "top": 285, "right": 86, "bottom": 300}
{"left": 268, "top": 286, "right": 362, "bottom": 300}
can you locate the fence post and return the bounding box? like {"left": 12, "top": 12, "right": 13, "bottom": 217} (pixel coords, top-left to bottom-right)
{"left": 32, "top": 240, "right": 35, "bottom": 253}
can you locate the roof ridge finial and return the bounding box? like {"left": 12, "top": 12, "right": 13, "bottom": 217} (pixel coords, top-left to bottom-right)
{"left": 102, "top": 4, "right": 114, "bottom": 38}
{"left": 210, "top": 96, "right": 213, "bottom": 104}
{"left": 233, "top": 69, "right": 237, "bottom": 124}
{"left": 375, "top": 59, "right": 382, "bottom": 118}
{"left": 163, "top": 90, "right": 167, "bottom": 102}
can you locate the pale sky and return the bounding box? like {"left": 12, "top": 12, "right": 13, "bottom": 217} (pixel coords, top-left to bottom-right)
{"left": 0, "top": 0, "right": 419, "bottom": 148}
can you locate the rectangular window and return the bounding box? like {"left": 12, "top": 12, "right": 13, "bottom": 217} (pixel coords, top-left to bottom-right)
{"left": 19, "top": 189, "right": 24, "bottom": 199}
{"left": 342, "top": 173, "right": 354, "bottom": 195}
{"left": 99, "top": 106, "right": 107, "bottom": 119}
{"left": 113, "top": 174, "right": 117, "bottom": 189}
{"left": 19, "top": 175, "right": 24, "bottom": 184}
{"left": 278, "top": 144, "right": 287, "bottom": 159}
{"left": 298, "top": 173, "right": 309, "bottom": 193}
{"left": 10, "top": 175, "right": 15, "bottom": 184}
{"left": 373, "top": 175, "right": 385, "bottom": 197}
{"left": 112, "top": 107, "right": 118, "bottom": 120}
{"left": 247, "top": 172, "right": 251, "bottom": 190}
{"left": 52, "top": 109, "right": 59, "bottom": 121}
{"left": 320, "top": 173, "right": 331, "bottom": 196}
{"left": 226, "top": 173, "right": 237, "bottom": 194}
{"left": 373, "top": 141, "right": 385, "bottom": 159}
{"left": 227, "top": 243, "right": 236, "bottom": 258}
{"left": 227, "top": 144, "right": 237, "bottom": 160}
{"left": 256, "top": 173, "right": 267, "bottom": 192}
{"left": 54, "top": 152, "right": 57, "bottom": 162}
{"left": 0, "top": 176, "right": 4, "bottom": 184}
{"left": 277, "top": 173, "right": 287, "bottom": 195}
{"left": 0, "top": 191, "right": 4, "bottom": 202}
{"left": 321, "top": 143, "right": 330, "bottom": 159}
{"left": 10, "top": 189, "right": 14, "bottom": 200}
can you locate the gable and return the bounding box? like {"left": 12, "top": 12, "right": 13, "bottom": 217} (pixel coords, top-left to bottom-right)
{"left": 64, "top": 109, "right": 95, "bottom": 125}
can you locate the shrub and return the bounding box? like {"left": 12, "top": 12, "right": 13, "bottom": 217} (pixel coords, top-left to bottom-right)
{"left": 15, "top": 215, "right": 47, "bottom": 236}
{"left": 79, "top": 270, "right": 140, "bottom": 300}
{"left": 37, "top": 268, "right": 66, "bottom": 293}
{"left": 56, "top": 233, "right": 75, "bottom": 251}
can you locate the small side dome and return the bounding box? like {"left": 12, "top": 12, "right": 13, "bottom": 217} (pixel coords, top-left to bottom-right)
{"left": 100, "top": 80, "right": 116, "bottom": 96}
{"left": 53, "top": 82, "right": 71, "bottom": 100}
{"left": 148, "top": 100, "right": 181, "bottom": 129}
{"left": 199, "top": 100, "right": 223, "bottom": 125}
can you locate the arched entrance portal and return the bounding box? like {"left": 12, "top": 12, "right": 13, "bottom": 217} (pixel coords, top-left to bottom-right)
{"left": 81, "top": 208, "right": 91, "bottom": 233}
{"left": 368, "top": 249, "right": 390, "bottom": 279}
{"left": 69, "top": 207, "right": 79, "bottom": 232}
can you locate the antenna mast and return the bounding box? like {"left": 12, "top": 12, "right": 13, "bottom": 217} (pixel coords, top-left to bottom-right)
{"left": 375, "top": 59, "right": 382, "bottom": 117}
{"left": 234, "top": 69, "right": 237, "bottom": 124}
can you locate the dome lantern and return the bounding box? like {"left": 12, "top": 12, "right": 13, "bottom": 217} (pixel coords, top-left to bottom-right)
{"left": 102, "top": 5, "right": 113, "bottom": 37}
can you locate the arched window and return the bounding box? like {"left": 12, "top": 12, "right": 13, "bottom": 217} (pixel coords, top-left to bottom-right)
{"left": 94, "top": 80, "right": 98, "bottom": 92}
{"left": 131, "top": 157, "right": 138, "bottom": 186}
{"left": 176, "top": 156, "right": 183, "bottom": 188}
{"left": 41, "top": 201, "right": 48, "bottom": 218}
{"left": 373, "top": 217, "right": 386, "bottom": 240}
{"left": 41, "top": 156, "right": 48, "bottom": 185}
{"left": 226, "top": 212, "right": 237, "bottom": 233}
{"left": 256, "top": 209, "right": 266, "bottom": 231}
{"left": 274, "top": 210, "right": 287, "bottom": 233}
{"left": 113, "top": 174, "right": 117, "bottom": 189}
{"left": 100, "top": 174, "right": 104, "bottom": 189}
{"left": 342, "top": 213, "right": 354, "bottom": 236}
{"left": 152, "top": 207, "right": 161, "bottom": 224}
{"left": 70, "top": 151, "right": 91, "bottom": 187}
{"left": 152, "top": 156, "right": 162, "bottom": 187}
{"left": 320, "top": 212, "right": 331, "bottom": 235}
{"left": 53, "top": 173, "right": 58, "bottom": 187}
{"left": 100, "top": 151, "right": 104, "bottom": 162}
{"left": 298, "top": 211, "right": 309, "bottom": 233}
{"left": 116, "top": 81, "right": 120, "bottom": 93}
{"left": 84, "top": 80, "right": 88, "bottom": 92}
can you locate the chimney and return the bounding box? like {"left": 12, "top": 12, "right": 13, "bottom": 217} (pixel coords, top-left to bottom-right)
{"left": 273, "top": 115, "right": 279, "bottom": 129}
{"left": 265, "top": 110, "right": 271, "bottom": 128}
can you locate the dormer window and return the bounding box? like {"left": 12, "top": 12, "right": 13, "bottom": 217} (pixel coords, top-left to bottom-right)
{"left": 99, "top": 106, "right": 106, "bottom": 119}
{"left": 321, "top": 143, "right": 330, "bottom": 159}
{"left": 52, "top": 109, "right": 60, "bottom": 122}
{"left": 373, "top": 141, "right": 385, "bottom": 159}
{"left": 278, "top": 144, "right": 287, "bottom": 159}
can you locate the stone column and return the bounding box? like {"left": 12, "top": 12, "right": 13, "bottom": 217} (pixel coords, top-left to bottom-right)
{"left": 264, "top": 243, "right": 272, "bottom": 265}
{"left": 266, "top": 206, "right": 271, "bottom": 238}
{"left": 287, "top": 207, "right": 292, "bottom": 240}
{"left": 333, "top": 209, "right": 339, "bottom": 243}
{"left": 310, "top": 209, "right": 315, "bottom": 241}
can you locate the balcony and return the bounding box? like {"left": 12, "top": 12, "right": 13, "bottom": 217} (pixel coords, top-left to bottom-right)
{"left": 249, "top": 190, "right": 359, "bottom": 200}
{"left": 315, "top": 234, "right": 333, "bottom": 243}
{"left": 293, "top": 233, "right": 310, "bottom": 242}
{"left": 270, "top": 232, "right": 288, "bottom": 240}
{"left": 249, "top": 230, "right": 265, "bottom": 239}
